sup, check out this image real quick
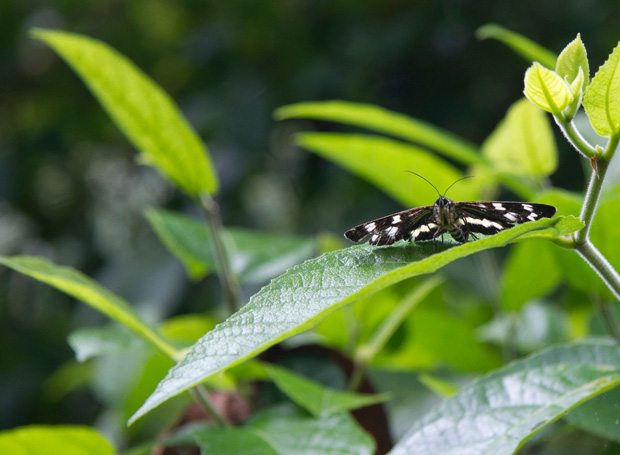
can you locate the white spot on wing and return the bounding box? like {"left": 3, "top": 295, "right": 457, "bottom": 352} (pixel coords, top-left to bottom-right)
{"left": 371, "top": 234, "right": 379, "bottom": 243}
{"left": 527, "top": 212, "right": 538, "bottom": 221}
{"left": 386, "top": 226, "right": 398, "bottom": 237}
{"left": 504, "top": 212, "right": 517, "bottom": 222}
{"left": 365, "top": 222, "right": 376, "bottom": 232}
{"left": 493, "top": 203, "right": 505, "bottom": 210}
{"left": 523, "top": 204, "right": 534, "bottom": 211}
{"left": 392, "top": 215, "right": 401, "bottom": 224}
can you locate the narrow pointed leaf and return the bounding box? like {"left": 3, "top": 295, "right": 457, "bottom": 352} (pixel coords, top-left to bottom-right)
{"left": 275, "top": 100, "right": 484, "bottom": 165}
{"left": 388, "top": 340, "right": 620, "bottom": 455}
{"left": 265, "top": 364, "right": 390, "bottom": 418}
{"left": 524, "top": 63, "right": 573, "bottom": 115}
{"left": 129, "top": 216, "right": 582, "bottom": 423}
{"left": 295, "top": 133, "right": 479, "bottom": 207}
{"left": 32, "top": 28, "right": 218, "bottom": 196}
{"left": 556, "top": 34, "right": 589, "bottom": 86}
{"left": 0, "top": 256, "right": 178, "bottom": 361}
{"left": 0, "top": 426, "right": 115, "bottom": 455}
{"left": 476, "top": 24, "right": 557, "bottom": 69}
{"left": 584, "top": 41, "right": 620, "bottom": 137}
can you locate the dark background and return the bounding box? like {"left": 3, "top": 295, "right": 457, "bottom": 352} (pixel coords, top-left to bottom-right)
{"left": 1, "top": 0, "right": 618, "bottom": 433}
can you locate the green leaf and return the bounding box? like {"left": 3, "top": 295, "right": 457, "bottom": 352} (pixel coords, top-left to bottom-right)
{"left": 418, "top": 373, "right": 459, "bottom": 398}
{"left": 566, "top": 387, "right": 620, "bottom": 442}
{"left": 476, "top": 24, "right": 557, "bottom": 69}
{"left": 31, "top": 28, "right": 218, "bottom": 196}
{"left": 482, "top": 98, "right": 558, "bottom": 178}
{"left": 556, "top": 34, "right": 589, "bottom": 86}
{"left": 0, "top": 425, "right": 115, "bottom": 455}
{"left": 129, "top": 216, "right": 581, "bottom": 423}
{"left": 295, "top": 133, "right": 480, "bottom": 207}
{"left": 275, "top": 100, "right": 484, "bottom": 165}
{"left": 191, "top": 427, "right": 278, "bottom": 455}
{"left": 264, "top": 364, "right": 390, "bottom": 418}
{"left": 524, "top": 63, "right": 573, "bottom": 115}
{"left": 584, "top": 41, "right": 620, "bottom": 137}
{"left": 388, "top": 340, "right": 620, "bottom": 455}
{"left": 146, "top": 208, "right": 317, "bottom": 283}
{"left": 0, "top": 256, "right": 178, "bottom": 361}
{"left": 68, "top": 326, "right": 147, "bottom": 362}
{"left": 501, "top": 240, "right": 561, "bottom": 311}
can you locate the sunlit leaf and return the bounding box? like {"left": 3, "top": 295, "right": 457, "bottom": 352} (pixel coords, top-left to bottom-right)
{"left": 295, "top": 133, "right": 480, "bottom": 207}
{"left": 0, "top": 256, "right": 178, "bottom": 361}
{"left": 556, "top": 34, "right": 589, "bottom": 86}
{"left": 524, "top": 63, "right": 573, "bottom": 115}
{"left": 476, "top": 24, "right": 557, "bottom": 69}
{"left": 275, "top": 100, "right": 483, "bottom": 165}
{"left": 388, "top": 340, "right": 620, "bottom": 455}
{"left": 584, "top": 41, "right": 620, "bottom": 137}
{"left": 0, "top": 425, "right": 115, "bottom": 455}
{"left": 129, "top": 216, "right": 581, "bottom": 423}
{"left": 482, "top": 98, "right": 558, "bottom": 177}
{"left": 32, "top": 28, "right": 218, "bottom": 196}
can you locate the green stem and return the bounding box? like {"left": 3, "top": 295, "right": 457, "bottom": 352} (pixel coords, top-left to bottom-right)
{"left": 557, "top": 119, "right": 598, "bottom": 158}
{"left": 191, "top": 386, "right": 229, "bottom": 428}
{"left": 576, "top": 241, "right": 620, "bottom": 303}
{"left": 199, "top": 194, "right": 240, "bottom": 315}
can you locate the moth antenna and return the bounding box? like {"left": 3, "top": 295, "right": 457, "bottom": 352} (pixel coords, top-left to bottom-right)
{"left": 405, "top": 171, "right": 441, "bottom": 197}
{"left": 442, "top": 175, "right": 474, "bottom": 198}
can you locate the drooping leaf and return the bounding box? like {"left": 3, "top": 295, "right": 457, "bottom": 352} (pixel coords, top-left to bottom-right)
{"left": 584, "top": 41, "right": 620, "bottom": 137}
{"left": 0, "top": 425, "right": 115, "bottom": 455}
{"left": 295, "top": 133, "right": 480, "bottom": 207}
{"left": 476, "top": 24, "right": 557, "bottom": 69}
{"left": 32, "top": 28, "right": 218, "bottom": 196}
{"left": 482, "top": 98, "right": 558, "bottom": 178}
{"left": 556, "top": 34, "right": 589, "bottom": 87}
{"left": 264, "top": 364, "right": 390, "bottom": 418}
{"left": 129, "top": 215, "right": 582, "bottom": 423}
{"left": 146, "top": 208, "right": 317, "bottom": 284}
{"left": 524, "top": 63, "right": 573, "bottom": 116}
{"left": 388, "top": 340, "right": 620, "bottom": 455}
{"left": 0, "top": 256, "right": 178, "bottom": 361}
{"left": 275, "top": 100, "right": 484, "bottom": 165}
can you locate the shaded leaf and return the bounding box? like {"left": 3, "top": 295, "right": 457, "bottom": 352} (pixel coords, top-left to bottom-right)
{"left": 388, "top": 340, "right": 620, "bottom": 455}
{"left": 129, "top": 215, "right": 581, "bottom": 423}
{"left": 192, "top": 427, "right": 277, "bottom": 455}
{"left": 566, "top": 387, "right": 620, "bottom": 442}
{"left": 69, "top": 326, "right": 147, "bottom": 362}
{"left": 32, "top": 28, "right": 218, "bottom": 196}
{"left": 265, "top": 364, "right": 390, "bottom": 418}
{"left": 483, "top": 98, "right": 557, "bottom": 178}
{"left": 476, "top": 24, "right": 557, "bottom": 69}
{"left": 0, "top": 425, "right": 115, "bottom": 455}
{"left": 275, "top": 100, "right": 483, "bottom": 165}
{"left": 584, "top": 41, "right": 620, "bottom": 137}
{"left": 295, "top": 133, "right": 480, "bottom": 207}
{"left": 146, "top": 208, "right": 316, "bottom": 284}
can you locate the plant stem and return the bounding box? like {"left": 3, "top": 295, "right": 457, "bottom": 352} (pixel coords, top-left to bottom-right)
{"left": 199, "top": 194, "right": 240, "bottom": 315}
{"left": 191, "top": 386, "right": 229, "bottom": 428}
{"left": 556, "top": 119, "right": 598, "bottom": 158}
{"left": 576, "top": 241, "right": 620, "bottom": 302}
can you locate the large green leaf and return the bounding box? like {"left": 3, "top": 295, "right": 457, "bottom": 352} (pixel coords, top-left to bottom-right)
{"left": 0, "top": 256, "right": 178, "bottom": 361}
{"left": 264, "top": 364, "right": 390, "bottom": 418}
{"left": 0, "top": 425, "right": 115, "bottom": 455}
{"left": 129, "top": 215, "right": 582, "bottom": 423}
{"left": 275, "top": 100, "right": 483, "bottom": 165}
{"left": 32, "top": 28, "right": 218, "bottom": 196}
{"left": 475, "top": 24, "right": 557, "bottom": 69}
{"left": 295, "top": 133, "right": 480, "bottom": 207}
{"left": 482, "top": 98, "right": 558, "bottom": 178}
{"left": 146, "top": 208, "right": 317, "bottom": 283}
{"left": 388, "top": 340, "right": 620, "bottom": 455}
{"left": 584, "top": 41, "right": 620, "bottom": 137}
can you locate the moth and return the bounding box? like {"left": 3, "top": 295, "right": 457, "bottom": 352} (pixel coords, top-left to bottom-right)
{"left": 344, "top": 173, "right": 556, "bottom": 247}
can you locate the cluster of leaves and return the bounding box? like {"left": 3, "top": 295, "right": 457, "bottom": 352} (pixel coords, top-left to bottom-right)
{"left": 3, "top": 25, "right": 620, "bottom": 455}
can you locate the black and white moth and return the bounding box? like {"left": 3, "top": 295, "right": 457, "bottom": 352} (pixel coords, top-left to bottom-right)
{"left": 344, "top": 174, "right": 556, "bottom": 246}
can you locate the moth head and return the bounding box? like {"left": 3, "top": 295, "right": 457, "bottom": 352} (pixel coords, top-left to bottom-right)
{"left": 434, "top": 196, "right": 452, "bottom": 208}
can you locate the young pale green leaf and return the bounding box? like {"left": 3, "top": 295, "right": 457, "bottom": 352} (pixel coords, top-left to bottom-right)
{"left": 388, "top": 340, "right": 620, "bottom": 455}
{"left": 476, "top": 24, "right": 557, "bottom": 69}
{"left": 0, "top": 256, "right": 178, "bottom": 361}
{"left": 146, "top": 208, "right": 317, "bottom": 284}
{"left": 0, "top": 425, "right": 115, "bottom": 455}
{"left": 32, "top": 28, "right": 218, "bottom": 196}
{"left": 295, "top": 133, "right": 480, "bottom": 207}
{"left": 584, "top": 41, "right": 620, "bottom": 137}
{"left": 482, "top": 98, "right": 558, "bottom": 178}
{"left": 524, "top": 63, "right": 573, "bottom": 115}
{"left": 556, "top": 34, "right": 589, "bottom": 86}
{"left": 129, "top": 216, "right": 581, "bottom": 424}
{"left": 501, "top": 240, "right": 561, "bottom": 311}
{"left": 275, "top": 100, "right": 484, "bottom": 165}
{"left": 264, "top": 364, "right": 390, "bottom": 418}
